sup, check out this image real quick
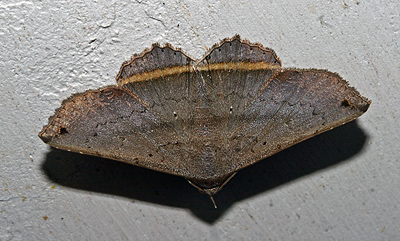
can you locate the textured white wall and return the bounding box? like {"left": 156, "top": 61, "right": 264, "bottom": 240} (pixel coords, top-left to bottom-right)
{"left": 1, "top": 0, "right": 399, "bottom": 240}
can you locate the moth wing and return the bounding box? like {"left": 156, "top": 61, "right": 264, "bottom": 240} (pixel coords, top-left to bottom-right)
{"left": 217, "top": 69, "right": 370, "bottom": 173}
{"left": 39, "top": 87, "right": 193, "bottom": 177}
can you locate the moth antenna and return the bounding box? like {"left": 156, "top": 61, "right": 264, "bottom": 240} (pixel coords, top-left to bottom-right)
{"left": 210, "top": 195, "right": 217, "bottom": 209}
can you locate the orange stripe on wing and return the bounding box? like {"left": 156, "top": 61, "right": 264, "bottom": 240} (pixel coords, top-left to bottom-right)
{"left": 118, "top": 62, "right": 281, "bottom": 85}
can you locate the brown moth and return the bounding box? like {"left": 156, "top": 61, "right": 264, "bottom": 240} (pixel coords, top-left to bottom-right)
{"left": 39, "top": 35, "right": 370, "bottom": 207}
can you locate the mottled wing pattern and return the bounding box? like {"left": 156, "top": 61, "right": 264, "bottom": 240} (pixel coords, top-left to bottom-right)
{"left": 195, "top": 38, "right": 369, "bottom": 176}
{"left": 197, "top": 39, "right": 280, "bottom": 136}
{"left": 223, "top": 69, "right": 370, "bottom": 173}
{"left": 117, "top": 44, "right": 198, "bottom": 140}
{"left": 116, "top": 45, "right": 216, "bottom": 180}
{"left": 194, "top": 37, "right": 283, "bottom": 176}
{"left": 39, "top": 87, "right": 194, "bottom": 176}
{"left": 39, "top": 36, "right": 370, "bottom": 194}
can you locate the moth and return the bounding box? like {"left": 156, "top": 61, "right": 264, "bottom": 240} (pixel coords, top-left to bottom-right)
{"left": 39, "top": 35, "right": 370, "bottom": 207}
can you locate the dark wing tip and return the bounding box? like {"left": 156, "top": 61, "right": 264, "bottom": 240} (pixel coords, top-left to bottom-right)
{"left": 38, "top": 129, "right": 52, "bottom": 143}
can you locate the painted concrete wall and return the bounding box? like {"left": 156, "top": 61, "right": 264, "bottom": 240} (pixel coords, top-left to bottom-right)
{"left": 1, "top": 0, "right": 399, "bottom": 240}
